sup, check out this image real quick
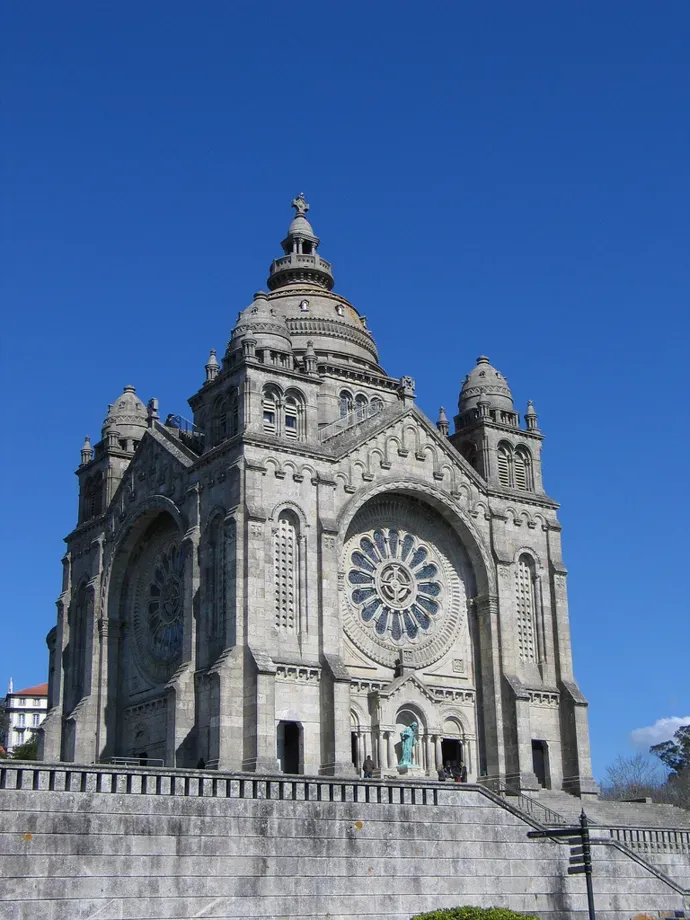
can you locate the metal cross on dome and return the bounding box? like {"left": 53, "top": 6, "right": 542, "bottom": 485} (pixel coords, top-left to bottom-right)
{"left": 291, "top": 193, "right": 309, "bottom": 216}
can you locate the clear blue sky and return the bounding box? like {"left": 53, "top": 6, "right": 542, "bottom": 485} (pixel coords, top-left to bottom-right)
{"left": 2, "top": 2, "right": 688, "bottom": 779}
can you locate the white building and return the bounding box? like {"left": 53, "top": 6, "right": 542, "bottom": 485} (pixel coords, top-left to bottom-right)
{"left": 4, "top": 680, "right": 48, "bottom": 754}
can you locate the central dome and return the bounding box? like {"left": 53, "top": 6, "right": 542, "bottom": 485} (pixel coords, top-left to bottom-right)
{"left": 261, "top": 197, "right": 382, "bottom": 372}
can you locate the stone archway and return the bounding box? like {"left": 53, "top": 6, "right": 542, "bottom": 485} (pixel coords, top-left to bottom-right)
{"left": 101, "top": 508, "right": 187, "bottom": 765}
{"left": 338, "top": 484, "right": 496, "bottom": 779}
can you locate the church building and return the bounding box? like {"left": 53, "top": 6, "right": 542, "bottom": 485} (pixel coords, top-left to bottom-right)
{"left": 41, "top": 196, "right": 597, "bottom": 795}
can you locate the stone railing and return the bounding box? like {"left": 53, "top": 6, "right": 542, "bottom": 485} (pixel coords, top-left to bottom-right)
{"left": 608, "top": 826, "right": 690, "bottom": 855}
{"left": 0, "top": 761, "right": 440, "bottom": 806}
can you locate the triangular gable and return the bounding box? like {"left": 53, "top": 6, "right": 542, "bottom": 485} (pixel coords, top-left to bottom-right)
{"left": 328, "top": 403, "right": 485, "bottom": 489}
{"left": 108, "top": 425, "right": 194, "bottom": 514}
{"left": 375, "top": 670, "right": 438, "bottom": 705}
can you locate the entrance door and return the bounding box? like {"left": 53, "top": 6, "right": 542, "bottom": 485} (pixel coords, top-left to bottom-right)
{"left": 532, "top": 740, "right": 549, "bottom": 788}
{"left": 277, "top": 721, "right": 301, "bottom": 774}
{"left": 441, "top": 739, "right": 463, "bottom": 773}
{"left": 351, "top": 732, "right": 359, "bottom": 771}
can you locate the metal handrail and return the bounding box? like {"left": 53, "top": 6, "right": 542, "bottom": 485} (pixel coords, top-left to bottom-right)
{"left": 477, "top": 774, "right": 568, "bottom": 826}
{"left": 318, "top": 402, "right": 383, "bottom": 442}
{"left": 106, "top": 756, "right": 164, "bottom": 767}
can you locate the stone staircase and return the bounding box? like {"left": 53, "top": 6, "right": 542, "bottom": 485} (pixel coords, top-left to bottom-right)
{"left": 524, "top": 789, "right": 690, "bottom": 889}
{"left": 529, "top": 789, "right": 690, "bottom": 829}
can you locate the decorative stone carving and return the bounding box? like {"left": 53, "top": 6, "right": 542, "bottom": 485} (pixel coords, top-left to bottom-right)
{"left": 342, "top": 496, "right": 470, "bottom": 669}
{"left": 129, "top": 526, "right": 185, "bottom": 684}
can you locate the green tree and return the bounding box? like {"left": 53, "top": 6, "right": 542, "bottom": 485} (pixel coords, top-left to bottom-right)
{"left": 651, "top": 725, "right": 690, "bottom": 776}
{"left": 11, "top": 733, "right": 39, "bottom": 761}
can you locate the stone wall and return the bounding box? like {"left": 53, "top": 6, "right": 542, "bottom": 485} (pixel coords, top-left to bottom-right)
{"left": 1, "top": 762, "right": 688, "bottom": 920}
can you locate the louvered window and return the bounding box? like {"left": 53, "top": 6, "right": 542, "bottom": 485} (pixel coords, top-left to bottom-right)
{"left": 212, "top": 395, "right": 229, "bottom": 446}
{"left": 514, "top": 451, "right": 526, "bottom": 490}
{"left": 262, "top": 391, "right": 277, "bottom": 433}
{"left": 514, "top": 448, "right": 533, "bottom": 491}
{"left": 274, "top": 513, "right": 299, "bottom": 632}
{"left": 229, "top": 390, "right": 239, "bottom": 437}
{"left": 497, "top": 444, "right": 512, "bottom": 487}
{"left": 515, "top": 556, "right": 538, "bottom": 663}
{"left": 461, "top": 442, "right": 478, "bottom": 472}
{"left": 284, "top": 397, "right": 298, "bottom": 440}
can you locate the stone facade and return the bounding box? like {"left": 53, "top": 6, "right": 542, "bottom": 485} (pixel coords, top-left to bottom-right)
{"left": 40, "top": 196, "right": 597, "bottom": 795}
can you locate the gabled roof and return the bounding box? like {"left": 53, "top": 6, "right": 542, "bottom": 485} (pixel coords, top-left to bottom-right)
{"left": 13, "top": 683, "right": 48, "bottom": 697}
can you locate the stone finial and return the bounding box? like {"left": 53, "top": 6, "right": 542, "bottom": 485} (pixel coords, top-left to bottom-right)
{"left": 400, "top": 375, "right": 416, "bottom": 399}
{"left": 80, "top": 435, "right": 93, "bottom": 466}
{"left": 436, "top": 406, "right": 449, "bottom": 437}
{"left": 291, "top": 193, "right": 309, "bottom": 217}
{"left": 147, "top": 397, "right": 159, "bottom": 426}
{"left": 304, "top": 340, "right": 318, "bottom": 375}
{"left": 205, "top": 348, "right": 220, "bottom": 383}
{"left": 525, "top": 400, "right": 539, "bottom": 431}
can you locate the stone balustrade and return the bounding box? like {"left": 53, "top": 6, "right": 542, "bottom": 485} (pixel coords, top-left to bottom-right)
{"left": 0, "top": 760, "right": 440, "bottom": 806}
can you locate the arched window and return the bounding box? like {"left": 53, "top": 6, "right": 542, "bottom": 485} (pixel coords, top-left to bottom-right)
{"left": 355, "top": 394, "right": 368, "bottom": 420}
{"left": 84, "top": 474, "right": 103, "bottom": 520}
{"left": 262, "top": 387, "right": 278, "bottom": 434}
{"left": 515, "top": 555, "right": 538, "bottom": 663}
{"left": 370, "top": 397, "right": 383, "bottom": 416}
{"left": 339, "top": 390, "right": 353, "bottom": 418}
{"left": 283, "top": 390, "right": 304, "bottom": 441}
{"left": 212, "top": 389, "right": 240, "bottom": 446}
{"left": 460, "top": 442, "right": 478, "bottom": 472}
{"left": 206, "top": 517, "right": 225, "bottom": 646}
{"left": 212, "top": 395, "right": 228, "bottom": 446}
{"left": 66, "top": 582, "right": 89, "bottom": 712}
{"left": 514, "top": 447, "right": 533, "bottom": 491}
{"left": 497, "top": 443, "right": 513, "bottom": 487}
{"left": 228, "top": 389, "right": 239, "bottom": 437}
{"left": 274, "top": 511, "right": 300, "bottom": 632}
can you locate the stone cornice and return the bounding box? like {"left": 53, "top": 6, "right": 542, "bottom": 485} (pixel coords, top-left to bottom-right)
{"left": 317, "top": 363, "right": 397, "bottom": 389}
{"left": 454, "top": 418, "right": 545, "bottom": 441}
{"left": 486, "top": 487, "right": 560, "bottom": 512}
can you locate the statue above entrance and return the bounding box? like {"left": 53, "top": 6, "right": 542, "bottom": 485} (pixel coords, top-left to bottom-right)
{"left": 399, "top": 721, "right": 418, "bottom": 767}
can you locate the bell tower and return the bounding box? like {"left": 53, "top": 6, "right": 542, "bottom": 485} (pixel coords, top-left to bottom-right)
{"left": 450, "top": 356, "right": 545, "bottom": 495}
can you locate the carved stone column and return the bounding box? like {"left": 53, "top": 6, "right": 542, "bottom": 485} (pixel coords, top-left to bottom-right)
{"left": 381, "top": 732, "right": 389, "bottom": 770}
{"left": 357, "top": 732, "right": 365, "bottom": 771}
{"left": 387, "top": 732, "right": 396, "bottom": 770}
{"left": 425, "top": 734, "right": 433, "bottom": 775}
{"left": 435, "top": 735, "right": 443, "bottom": 770}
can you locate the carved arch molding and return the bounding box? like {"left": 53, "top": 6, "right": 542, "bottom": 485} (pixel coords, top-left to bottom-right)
{"left": 342, "top": 495, "right": 472, "bottom": 669}
{"left": 125, "top": 516, "right": 185, "bottom": 684}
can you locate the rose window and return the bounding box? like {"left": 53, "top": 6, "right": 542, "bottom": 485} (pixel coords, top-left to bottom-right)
{"left": 146, "top": 546, "right": 185, "bottom": 662}
{"left": 348, "top": 528, "right": 443, "bottom": 643}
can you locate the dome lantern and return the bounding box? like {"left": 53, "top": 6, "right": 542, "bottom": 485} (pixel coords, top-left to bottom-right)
{"left": 267, "top": 195, "right": 335, "bottom": 291}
